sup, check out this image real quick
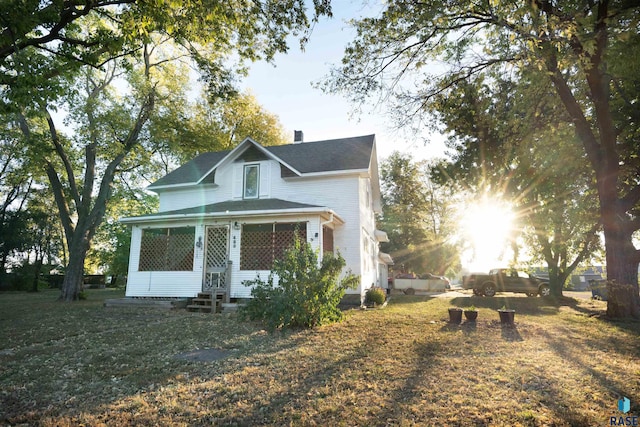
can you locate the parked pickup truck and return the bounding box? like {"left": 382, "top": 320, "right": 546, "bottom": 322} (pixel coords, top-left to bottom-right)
{"left": 462, "top": 268, "right": 550, "bottom": 297}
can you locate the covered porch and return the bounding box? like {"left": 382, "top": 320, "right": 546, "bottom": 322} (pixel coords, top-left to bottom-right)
{"left": 120, "top": 198, "right": 344, "bottom": 300}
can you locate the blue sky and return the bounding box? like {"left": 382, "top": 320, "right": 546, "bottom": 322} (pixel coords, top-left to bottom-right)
{"left": 240, "top": 2, "right": 447, "bottom": 162}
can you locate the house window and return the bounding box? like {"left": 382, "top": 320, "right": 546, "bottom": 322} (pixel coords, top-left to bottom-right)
{"left": 244, "top": 164, "right": 259, "bottom": 199}
{"left": 240, "top": 222, "right": 307, "bottom": 270}
{"left": 322, "top": 226, "right": 334, "bottom": 254}
{"left": 139, "top": 227, "right": 195, "bottom": 271}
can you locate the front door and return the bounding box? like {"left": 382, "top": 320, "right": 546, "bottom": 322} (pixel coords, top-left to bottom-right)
{"left": 203, "top": 226, "right": 229, "bottom": 292}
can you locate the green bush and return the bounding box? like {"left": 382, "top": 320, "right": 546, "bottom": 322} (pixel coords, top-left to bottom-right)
{"left": 240, "top": 239, "right": 359, "bottom": 331}
{"left": 365, "top": 287, "right": 387, "bottom": 306}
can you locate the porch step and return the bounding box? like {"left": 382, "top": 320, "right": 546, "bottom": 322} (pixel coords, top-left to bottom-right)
{"left": 186, "top": 291, "right": 227, "bottom": 313}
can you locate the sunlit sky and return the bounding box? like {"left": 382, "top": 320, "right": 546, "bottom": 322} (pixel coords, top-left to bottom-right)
{"left": 240, "top": 3, "right": 516, "bottom": 272}
{"left": 458, "top": 198, "right": 517, "bottom": 273}
{"left": 240, "top": 1, "right": 448, "bottom": 162}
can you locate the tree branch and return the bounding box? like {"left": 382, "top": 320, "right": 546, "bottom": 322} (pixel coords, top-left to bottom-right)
{"left": 45, "top": 110, "right": 82, "bottom": 209}
{"left": 0, "top": 0, "right": 136, "bottom": 61}
{"left": 44, "top": 161, "right": 75, "bottom": 249}
{"left": 88, "top": 83, "right": 156, "bottom": 231}
{"left": 567, "top": 222, "right": 601, "bottom": 273}
{"left": 620, "top": 185, "right": 640, "bottom": 213}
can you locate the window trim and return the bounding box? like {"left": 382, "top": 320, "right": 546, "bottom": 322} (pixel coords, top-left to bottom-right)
{"left": 243, "top": 164, "right": 260, "bottom": 199}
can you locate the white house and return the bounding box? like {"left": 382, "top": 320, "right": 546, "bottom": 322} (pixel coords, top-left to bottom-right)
{"left": 120, "top": 134, "right": 392, "bottom": 302}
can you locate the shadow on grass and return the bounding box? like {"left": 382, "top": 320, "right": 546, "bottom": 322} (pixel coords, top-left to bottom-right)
{"left": 540, "top": 329, "right": 639, "bottom": 424}
{"left": 599, "top": 316, "right": 640, "bottom": 339}
{"left": 440, "top": 320, "right": 478, "bottom": 335}
{"left": 381, "top": 333, "right": 443, "bottom": 423}
{"left": 179, "top": 315, "right": 446, "bottom": 425}
{"left": 441, "top": 319, "right": 523, "bottom": 341}
{"left": 500, "top": 324, "right": 523, "bottom": 342}
{"left": 5, "top": 290, "right": 638, "bottom": 425}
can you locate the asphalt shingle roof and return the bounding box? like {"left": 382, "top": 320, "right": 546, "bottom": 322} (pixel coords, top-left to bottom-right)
{"left": 125, "top": 198, "right": 325, "bottom": 220}
{"left": 267, "top": 134, "right": 374, "bottom": 173}
{"left": 148, "top": 134, "right": 374, "bottom": 189}
{"left": 150, "top": 151, "right": 230, "bottom": 188}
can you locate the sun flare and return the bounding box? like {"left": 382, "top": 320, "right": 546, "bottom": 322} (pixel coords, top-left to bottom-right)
{"left": 459, "top": 198, "right": 515, "bottom": 272}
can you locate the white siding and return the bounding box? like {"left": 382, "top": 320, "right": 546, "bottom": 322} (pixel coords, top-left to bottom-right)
{"left": 159, "top": 159, "right": 276, "bottom": 211}
{"left": 157, "top": 184, "right": 226, "bottom": 213}
{"left": 137, "top": 153, "right": 383, "bottom": 298}
{"left": 125, "top": 271, "right": 202, "bottom": 297}
{"left": 270, "top": 173, "right": 365, "bottom": 293}
{"left": 232, "top": 163, "right": 243, "bottom": 199}
{"left": 125, "top": 220, "right": 205, "bottom": 298}
{"left": 358, "top": 175, "right": 380, "bottom": 293}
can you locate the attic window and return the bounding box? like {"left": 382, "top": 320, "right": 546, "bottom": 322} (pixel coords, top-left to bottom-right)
{"left": 244, "top": 164, "right": 259, "bottom": 199}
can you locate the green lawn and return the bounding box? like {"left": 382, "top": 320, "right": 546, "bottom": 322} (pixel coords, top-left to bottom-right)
{"left": 1, "top": 289, "right": 638, "bottom": 426}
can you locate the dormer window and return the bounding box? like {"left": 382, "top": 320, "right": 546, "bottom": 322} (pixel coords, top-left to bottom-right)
{"left": 244, "top": 164, "right": 259, "bottom": 199}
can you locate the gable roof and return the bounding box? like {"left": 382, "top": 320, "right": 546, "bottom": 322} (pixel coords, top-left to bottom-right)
{"left": 148, "top": 134, "right": 375, "bottom": 190}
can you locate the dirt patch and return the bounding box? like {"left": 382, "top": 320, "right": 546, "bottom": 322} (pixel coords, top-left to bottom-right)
{"left": 174, "top": 348, "right": 230, "bottom": 362}
{"left": 176, "top": 348, "right": 229, "bottom": 362}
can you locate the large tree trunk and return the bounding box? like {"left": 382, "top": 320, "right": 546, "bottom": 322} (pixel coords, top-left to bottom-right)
{"left": 546, "top": 264, "right": 564, "bottom": 298}
{"left": 59, "top": 227, "right": 91, "bottom": 301}
{"left": 601, "top": 200, "right": 640, "bottom": 318}
{"left": 60, "top": 256, "right": 84, "bottom": 301}
{"left": 546, "top": 40, "right": 640, "bottom": 317}
{"left": 31, "top": 254, "right": 43, "bottom": 293}
{"left": 599, "top": 192, "right": 639, "bottom": 319}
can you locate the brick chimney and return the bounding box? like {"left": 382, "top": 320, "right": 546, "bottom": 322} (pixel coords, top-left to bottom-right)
{"left": 294, "top": 130, "right": 304, "bottom": 143}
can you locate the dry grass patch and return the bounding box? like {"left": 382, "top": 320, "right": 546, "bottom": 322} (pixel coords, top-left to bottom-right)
{"left": 1, "top": 290, "right": 639, "bottom": 426}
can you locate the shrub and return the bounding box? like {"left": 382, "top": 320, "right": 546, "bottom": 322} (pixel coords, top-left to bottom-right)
{"left": 365, "top": 287, "right": 386, "bottom": 306}
{"left": 240, "top": 239, "right": 359, "bottom": 331}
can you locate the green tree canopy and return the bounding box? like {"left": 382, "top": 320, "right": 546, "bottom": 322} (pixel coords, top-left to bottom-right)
{"left": 380, "top": 152, "right": 460, "bottom": 276}
{"left": 430, "top": 72, "right": 601, "bottom": 296}
{"left": 1, "top": 0, "right": 332, "bottom": 106}
{"left": 151, "top": 90, "right": 289, "bottom": 166}
{"left": 4, "top": 2, "right": 332, "bottom": 301}
{"left": 325, "top": 0, "right": 640, "bottom": 317}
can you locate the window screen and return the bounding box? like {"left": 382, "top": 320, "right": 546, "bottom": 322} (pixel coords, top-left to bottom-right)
{"left": 139, "top": 227, "right": 195, "bottom": 271}
{"left": 240, "top": 223, "right": 307, "bottom": 270}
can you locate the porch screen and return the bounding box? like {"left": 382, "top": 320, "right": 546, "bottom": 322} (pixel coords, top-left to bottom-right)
{"left": 240, "top": 223, "right": 307, "bottom": 270}
{"left": 139, "top": 227, "right": 195, "bottom": 271}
